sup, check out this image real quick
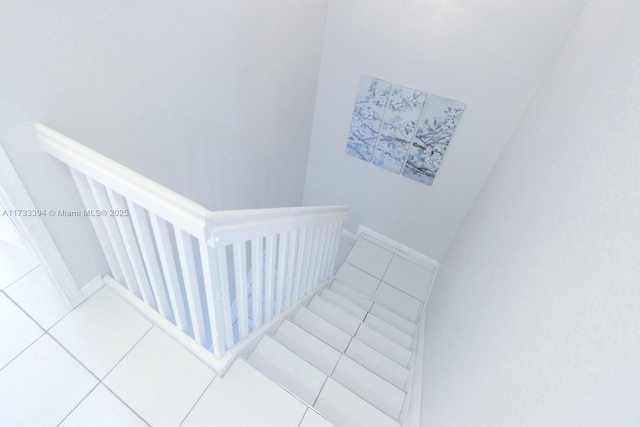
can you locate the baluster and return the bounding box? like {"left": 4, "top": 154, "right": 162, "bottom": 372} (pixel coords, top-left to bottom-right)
{"left": 70, "top": 170, "right": 124, "bottom": 284}
{"left": 283, "top": 230, "right": 298, "bottom": 307}
{"left": 174, "top": 229, "right": 208, "bottom": 346}
{"left": 318, "top": 222, "right": 332, "bottom": 281}
{"left": 88, "top": 179, "right": 140, "bottom": 297}
{"left": 199, "top": 240, "right": 231, "bottom": 358}
{"left": 264, "top": 235, "right": 276, "bottom": 322}
{"left": 300, "top": 227, "right": 318, "bottom": 297}
{"left": 329, "top": 222, "right": 341, "bottom": 275}
{"left": 292, "top": 228, "right": 307, "bottom": 302}
{"left": 127, "top": 201, "right": 172, "bottom": 320}
{"left": 321, "top": 222, "right": 338, "bottom": 280}
{"left": 274, "top": 231, "right": 288, "bottom": 315}
{"left": 251, "top": 237, "right": 264, "bottom": 329}
{"left": 232, "top": 242, "right": 249, "bottom": 339}
{"left": 328, "top": 221, "right": 344, "bottom": 274}
{"left": 148, "top": 214, "right": 190, "bottom": 334}
{"left": 214, "top": 245, "right": 235, "bottom": 348}
{"left": 107, "top": 189, "right": 157, "bottom": 309}
{"left": 310, "top": 224, "right": 325, "bottom": 289}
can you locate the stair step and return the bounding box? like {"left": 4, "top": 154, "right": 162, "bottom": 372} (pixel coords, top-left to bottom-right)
{"left": 314, "top": 378, "right": 400, "bottom": 427}
{"left": 329, "top": 281, "right": 373, "bottom": 310}
{"left": 346, "top": 339, "right": 409, "bottom": 390}
{"left": 356, "top": 324, "right": 411, "bottom": 367}
{"left": 247, "top": 335, "right": 326, "bottom": 405}
{"left": 335, "top": 263, "right": 380, "bottom": 297}
{"left": 293, "top": 307, "right": 352, "bottom": 352}
{"left": 307, "top": 296, "right": 360, "bottom": 335}
{"left": 364, "top": 313, "right": 413, "bottom": 349}
{"left": 370, "top": 303, "right": 416, "bottom": 335}
{"left": 332, "top": 356, "right": 405, "bottom": 420}
{"left": 320, "top": 289, "right": 367, "bottom": 320}
{"left": 273, "top": 320, "right": 341, "bottom": 375}
{"left": 373, "top": 283, "right": 421, "bottom": 322}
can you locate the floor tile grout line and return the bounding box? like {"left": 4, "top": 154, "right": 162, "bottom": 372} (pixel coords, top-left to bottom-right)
{"left": 46, "top": 284, "right": 108, "bottom": 333}
{"left": 100, "top": 381, "right": 153, "bottom": 426}
{"left": 2, "top": 268, "right": 74, "bottom": 331}
{"left": 178, "top": 376, "right": 217, "bottom": 427}
{"left": 46, "top": 332, "right": 102, "bottom": 383}
{"left": 296, "top": 407, "right": 310, "bottom": 427}
{"left": 0, "top": 328, "right": 45, "bottom": 373}
{"left": 100, "top": 324, "right": 154, "bottom": 381}
{"left": 55, "top": 381, "right": 101, "bottom": 427}
{"left": 3, "top": 286, "right": 49, "bottom": 329}
{"left": 42, "top": 312, "right": 154, "bottom": 426}
{"left": 1, "top": 263, "right": 41, "bottom": 291}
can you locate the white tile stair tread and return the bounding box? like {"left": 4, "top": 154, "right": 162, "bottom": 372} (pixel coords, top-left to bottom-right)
{"left": 344, "top": 238, "right": 394, "bottom": 279}
{"left": 332, "top": 356, "right": 405, "bottom": 420}
{"left": 356, "top": 324, "right": 411, "bottom": 367}
{"left": 314, "top": 378, "right": 400, "bottom": 427}
{"left": 307, "top": 296, "right": 361, "bottom": 335}
{"left": 335, "top": 264, "right": 379, "bottom": 298}
{"left": 247, "top": 336, "right": 326, "bottom": 405}
{"left": 273, "top": 320, "right": 340, "bottom": 375}
{"left": 370, "top": 304, "right": 416, "bottom": 335}
{"left": 364, "top": 313, "right": 413, "bottom": 349}
{"left": 329, "top": 281, "right": 373, "bottom": 310}
{"left": 373, "top": 283, "right": 422, "bottom": 322}
{"left": 320, "top": 288, "right": 367, "bottom": 320}
{"left": 346, "top": 339, "right": 409, "bottom": 390}
{"left": 292, "top": 307, "right": 351, "bottom": 352}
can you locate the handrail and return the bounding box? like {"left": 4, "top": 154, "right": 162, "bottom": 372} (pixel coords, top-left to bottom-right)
{"left": 36, "top": 124, "right": 210, "bottom": 238}
{"left": 37, "top": 123, "right": 349, "bottom": 372}
{"left": 37, "top": 123, "right": 349, "bottom": 242}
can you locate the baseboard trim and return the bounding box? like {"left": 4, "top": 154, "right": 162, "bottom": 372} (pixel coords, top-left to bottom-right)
{"left": 80, "top": 275, "right": 104, "bottom": 299}
{"left": 341, "top": 228, "right": 357, "bottom": 243}
{"left": 402, "top": 308, "right": 427, "bottom": 427}
{"left": 356, "top": 225, "right": 440, "bottom": 269}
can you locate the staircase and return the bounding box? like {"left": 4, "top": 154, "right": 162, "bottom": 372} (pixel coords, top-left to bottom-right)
{"left": 236, "top": 234, "right": 435, "bottom": 427}
{"left": 37, "top": 124, "right": 436, "bottom": 426}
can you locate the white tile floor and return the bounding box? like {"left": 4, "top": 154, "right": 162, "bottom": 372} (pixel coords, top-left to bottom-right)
{"left": 0, "top": 231, "right": 434, "bottom": 426}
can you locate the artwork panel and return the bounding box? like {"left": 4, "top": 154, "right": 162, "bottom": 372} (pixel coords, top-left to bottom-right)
{"left": 413, "top": 95, "right": 465, "bottom": 148}
{"left": 372, "top": 136, "right": 410, "bottom": 174}
{"left": 345, "top": 76, "right": 392, "bottom": 163}
{"left": 401, "top": 162, "right": 435, "bottom": 185}
{"left": 379, "top": 85, "right": 428, "bottom": 143}
{"left": 404, "top": 95, "right": 466, "bottom": 185}
{"left": 346, "top": 137, "right": 375, "bottom": 162}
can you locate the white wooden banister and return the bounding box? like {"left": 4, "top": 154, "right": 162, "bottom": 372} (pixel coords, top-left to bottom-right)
{"left": 35, "top": 124, "right": 210, "bottom": 239}
{"left": 37, "top": 123, "right": 349, "bottom": 372}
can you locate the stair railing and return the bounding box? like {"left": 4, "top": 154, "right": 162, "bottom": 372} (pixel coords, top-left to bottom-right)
{"left": 37, "top": 124, "right": 349, "bottom": 369}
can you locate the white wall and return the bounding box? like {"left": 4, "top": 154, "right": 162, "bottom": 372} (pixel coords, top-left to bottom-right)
{"left": 303, "top": 0, "right": 587, "bottom": 260}
{"left": 0, "top": 0, "right": 329, "bottom": 285}
{"left": 421, "top": 0, "right": 640, "bottom": 424}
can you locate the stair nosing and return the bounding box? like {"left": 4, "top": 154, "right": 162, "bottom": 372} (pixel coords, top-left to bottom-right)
{"left": 346, "top": 338, "right": 409, "bottom": 391}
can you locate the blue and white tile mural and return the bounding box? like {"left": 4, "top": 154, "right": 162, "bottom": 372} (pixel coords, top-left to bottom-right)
{"left": 345, "top": 76, "right": 465, "bottom": 186}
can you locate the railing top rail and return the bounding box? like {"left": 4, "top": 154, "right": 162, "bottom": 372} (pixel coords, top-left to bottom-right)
{"left": 36, "top": 123, "right": 210, "bottom": 237}
{"left": 206, "top": 205, "right": 350, "bottom": 225}
{"left": 37, "top": 123, "right": 349, "bottom": 239}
